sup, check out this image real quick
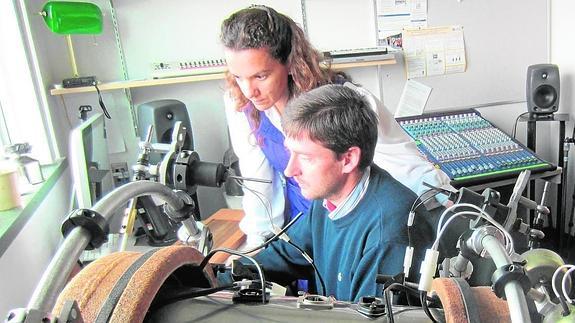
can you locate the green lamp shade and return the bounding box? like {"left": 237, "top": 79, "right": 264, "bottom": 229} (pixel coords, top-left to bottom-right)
{"left": 42, "top": 1, "right": 103, "bottom": 35}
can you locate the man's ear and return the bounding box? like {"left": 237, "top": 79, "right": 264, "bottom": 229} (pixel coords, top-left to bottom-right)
{"left": 341, "top": 146, "right": 361, "bottom": 174}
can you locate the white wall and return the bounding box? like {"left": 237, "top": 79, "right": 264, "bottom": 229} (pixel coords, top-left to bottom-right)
{"left": 0, "top": 168, "right": 73, "bottom": 318}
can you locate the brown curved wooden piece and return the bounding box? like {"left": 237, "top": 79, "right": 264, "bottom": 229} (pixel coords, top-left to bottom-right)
{"left": 432, "top": 278, "right": 510, "bottom": 323}
{"left": 53, "top": 245, "right": 217, "bottom": 323}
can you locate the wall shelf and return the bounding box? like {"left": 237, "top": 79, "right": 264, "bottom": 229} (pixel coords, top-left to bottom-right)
{"left": 49, "top": 58, "right": 396, "bottom": 96}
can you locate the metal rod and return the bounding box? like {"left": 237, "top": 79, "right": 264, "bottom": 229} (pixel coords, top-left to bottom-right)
{"left": 227, "top": 175, "right": 272, "bottom": 184}
{"left": 119, "top": 198, "right": 138, "bottom": 251}
{"left": 482, "top": 235, "right": 531, "bottom": 323}
{"left": 26, "top": 181, "right": 184, "bottom": 312}
{"left": 27, "top": 227, "right": 90, "bottom": 312}
{"left": 65, "top": 34, "right": 79, "bottom": 77}
{"left": 559, "top": 121, "right": 567, "bottom": 251}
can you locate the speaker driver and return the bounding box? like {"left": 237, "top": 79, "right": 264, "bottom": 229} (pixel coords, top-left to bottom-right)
{"left": 533, "top": 84, "right": 557, "bottom": 110}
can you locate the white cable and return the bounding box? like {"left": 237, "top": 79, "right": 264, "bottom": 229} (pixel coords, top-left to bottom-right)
{"left": 433, "top": 210, "right": 514, "bottom": 256}
{"left": 552, "top": 264, "right": 574, "bottom": 303}
{"left": 561, "top": 265, "right": 575, "bottom": 304}
{"left": 436, "top": 203, "right": 478, "bottom": 236}
{"left": 437, "top": 203, "right": 496, "bottom": 236}
{"left": 234, "top": 179, "right": 277, "bottom": 231}
{"left": 433, "top": 211, "right": 475, "bottom": 250}
{"left": 436, "top": 211, "right": 513, "bottom": 253}
{"left": 435, "top": 203, "right": 515, "bottom": 255}
{"left": 403, "top": 246, "right": 414, "bottom": 278}
{"left": 418, "top": 248, "right": 440, "bottom": 292}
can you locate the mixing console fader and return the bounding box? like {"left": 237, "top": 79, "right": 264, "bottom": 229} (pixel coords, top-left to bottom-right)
{"left": 396, "top": 109, "right": 556, "bottom": 187}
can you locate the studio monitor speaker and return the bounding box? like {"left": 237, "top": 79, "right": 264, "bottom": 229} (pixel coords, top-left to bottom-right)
{"left": 137, "top": 99, "right": 194, "bottom": 150}
{"left": 526, "top": 64, "right": 560, "bottom": 116}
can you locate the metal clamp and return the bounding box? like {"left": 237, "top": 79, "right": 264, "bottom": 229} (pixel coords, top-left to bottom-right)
{"left": 163, "top": 190, "right": 196, "bottom": 223}
{"left": 61, "top": 209, "right": 108, "bottom": 250}
{"left": 356, "top": 296, "right": 386, "bottom": 318}
{"left": 491, "top": 264, "right": 531, "bottom": 299}
{"left": 296, "top": 294, "right": 334, "bottom": 310}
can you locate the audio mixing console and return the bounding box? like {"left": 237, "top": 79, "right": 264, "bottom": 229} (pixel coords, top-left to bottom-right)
{"left": 396, "top": 109, "right": 556, "bottom": 187}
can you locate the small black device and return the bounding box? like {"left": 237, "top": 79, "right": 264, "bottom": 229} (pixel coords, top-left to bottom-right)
{"left": 62, "top": 76, "right": 97, "bottom": 88}
{"left": 526, "top": 64, "right": 560, "bottom": 117}
{"left": 134, "top": 196, "right": 178, "bottom": 246}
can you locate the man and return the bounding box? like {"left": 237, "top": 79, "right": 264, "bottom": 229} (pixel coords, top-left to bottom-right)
{"left": 252, "top": 84, "right": 432, "bottom": 302}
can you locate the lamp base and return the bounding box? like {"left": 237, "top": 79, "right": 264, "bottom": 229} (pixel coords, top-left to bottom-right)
{"left": 62, "top": 76, "right": 96, "bottom": 88}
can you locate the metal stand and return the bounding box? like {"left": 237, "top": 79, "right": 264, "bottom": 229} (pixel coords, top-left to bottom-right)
{"left": 520, "top": 113, "right": 569, "bottom": 251}
{"left": 563, "top": 130, "right": 575, "bottom": 259}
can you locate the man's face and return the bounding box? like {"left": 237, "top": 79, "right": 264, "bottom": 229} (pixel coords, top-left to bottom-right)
{"left": 284, "top": 134, "right": 347, "bottom": 201}
{"left": 224, "top": 47, "right": 290, "bottom": 112}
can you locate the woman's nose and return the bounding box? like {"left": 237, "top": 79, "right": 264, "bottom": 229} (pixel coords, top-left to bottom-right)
{"left": 241, "top": 80, "right": 258, "bottom": 99}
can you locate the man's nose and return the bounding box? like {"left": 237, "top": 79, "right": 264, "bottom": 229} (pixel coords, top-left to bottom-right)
{"left": 284, "top": 155, "right": 299, "bottom": 177}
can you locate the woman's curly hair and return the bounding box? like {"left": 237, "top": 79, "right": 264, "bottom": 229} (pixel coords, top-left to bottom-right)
{"left": 221, "top": 6, "right": 343, "bottom": 130}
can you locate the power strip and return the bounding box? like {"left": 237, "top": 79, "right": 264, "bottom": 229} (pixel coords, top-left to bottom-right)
{"left": 150, "top": 59, "right": 227, "bottom": 79}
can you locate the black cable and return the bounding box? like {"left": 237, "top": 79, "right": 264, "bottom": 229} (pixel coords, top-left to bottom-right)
{"left": 383, "top": 282, "right": 439, "bottom": 301}
{"left": 512, "top": 112, "right": 530, "bottom": 139}
{"left": 406, "top": 188, "right": 447, "bottom": 264}
{"left": 410, "top": 188, "right": 442, "bottom": 214}
{"left": 384, "top": 288, "right": 394, "bottom": 323}
{"left": 197, "top": 212, "right": 304, "bottom": 304}
{"left": 381, "top": 282, "right": 414, "bottom": 323}
{"left": 285, "top": 239, "right": 326, "bottom": 297}
{"left": 199, "top": 211, "right": 305, "bottom": 269}
{"left": 558, "top": 292, "right": 572, "bottom": 316}
{"left": 206, "top": 249, "right": 267, "bottom": 303}
{"left": 94, "top": 83, "right": 111, "bottom": 119}
{"left": 420, "top": 291, "right": 439, "bottom": 323}
{"left": 150, "top": 284, "right": 235, "bottom": 311}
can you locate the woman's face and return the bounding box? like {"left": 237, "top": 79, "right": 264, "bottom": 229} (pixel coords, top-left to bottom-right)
{"left": 224, "top": 47, "right": 290, "bottom": 113}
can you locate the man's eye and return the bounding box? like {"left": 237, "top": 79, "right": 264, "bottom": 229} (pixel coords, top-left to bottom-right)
{"left": 256, "top": 74, "right": 267, "bottom": 80}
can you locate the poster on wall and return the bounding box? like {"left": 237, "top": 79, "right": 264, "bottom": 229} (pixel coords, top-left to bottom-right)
{"left": 402, "top": 25, "right": 467, "bottom": 79}
{"left": 375, "top": 0, "right": 428, "bottom": 48}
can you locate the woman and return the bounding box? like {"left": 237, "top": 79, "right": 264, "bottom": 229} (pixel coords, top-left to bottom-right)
{"left": 221, "top": 5, "right": 451, "bottom": 247}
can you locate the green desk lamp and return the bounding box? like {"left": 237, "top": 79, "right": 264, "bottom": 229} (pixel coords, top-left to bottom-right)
{"left": 40, "top": 1, "right": 103, "bottom": 88}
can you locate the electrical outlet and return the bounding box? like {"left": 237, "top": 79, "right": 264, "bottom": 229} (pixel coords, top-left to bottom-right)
{"left": 111, "top": 162, "right": 130, "bottom": 187}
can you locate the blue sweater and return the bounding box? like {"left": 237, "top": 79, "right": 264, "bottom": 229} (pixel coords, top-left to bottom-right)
{"left": 254, "top": 165, "right": 431, "bottom": 302}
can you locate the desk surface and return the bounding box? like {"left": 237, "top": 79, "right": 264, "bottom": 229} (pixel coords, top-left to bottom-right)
{"left": 203, "top": 209, "right": 246, "bottom": 264}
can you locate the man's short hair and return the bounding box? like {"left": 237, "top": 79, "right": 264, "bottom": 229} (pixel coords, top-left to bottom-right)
{"left": 282, "top": 84, "right": 379, "bottom": 169}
